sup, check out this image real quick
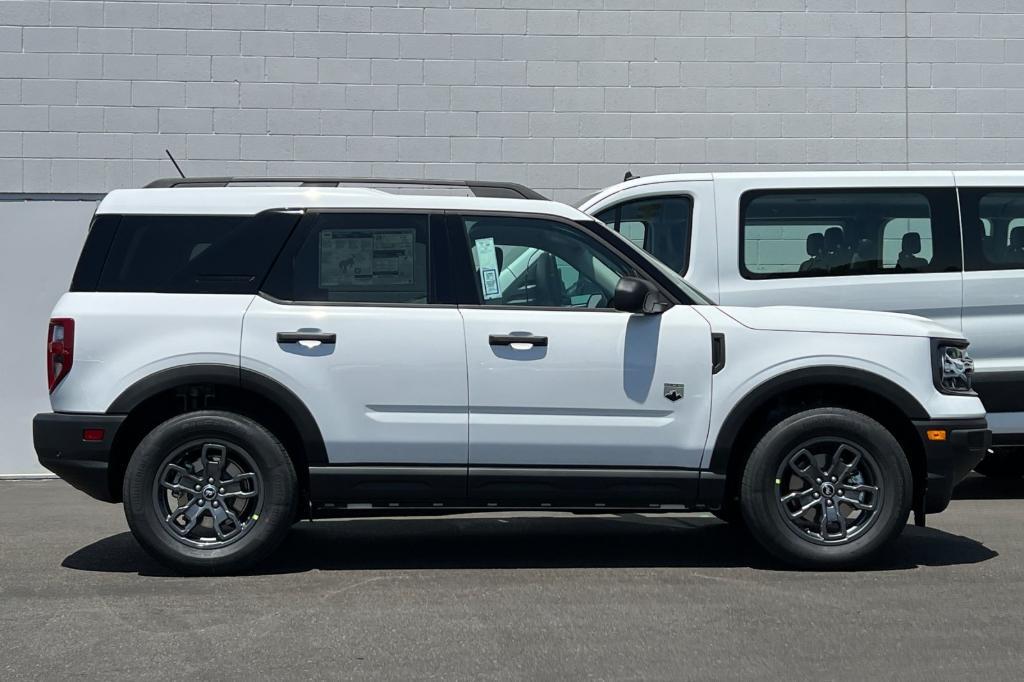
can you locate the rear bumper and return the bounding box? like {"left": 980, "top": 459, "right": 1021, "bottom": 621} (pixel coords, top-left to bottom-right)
{"left": 914, "top": 417, "right": 991, "bottom": 514}
{"left": 33, "top": 413, "right": 125, "bottom": 503}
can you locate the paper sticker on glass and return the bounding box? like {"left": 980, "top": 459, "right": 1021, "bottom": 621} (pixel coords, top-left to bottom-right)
{"left": 319, "top": 229, "right": 416, "bottom": 288}
{"left": 475, "top": 237, "right": 502, "bottom": 300}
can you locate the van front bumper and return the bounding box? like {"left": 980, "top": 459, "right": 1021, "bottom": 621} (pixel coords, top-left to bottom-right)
{"left": 33, "top": 413, "right": 125, "bottom": 503}
{"left": 914, "top": 417, "right": 991, "bottom": 514}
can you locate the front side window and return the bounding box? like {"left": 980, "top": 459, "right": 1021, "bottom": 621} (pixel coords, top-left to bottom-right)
{"left": 959, "top": 189, "right": 1024, "bottom": 271}
{"left": 594, "top": 195, "right": 692, "bottom": 274}
{"left": 262, "top": 212, "right": 431, "bottom": 304}
{"left": 460, "top": 215, "right": 635, "bottom": 309}
{"left": 740, "top": 189, "right": 961, "bottom": 279}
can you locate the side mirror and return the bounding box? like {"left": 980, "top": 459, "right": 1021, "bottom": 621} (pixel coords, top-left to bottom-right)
{"left": 612, "top": 277, "right": 669, "bottom": 314}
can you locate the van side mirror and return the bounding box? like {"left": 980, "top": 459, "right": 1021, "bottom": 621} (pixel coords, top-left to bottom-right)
{"left": 612, "top": 277, "right": 669, "bottom": 314}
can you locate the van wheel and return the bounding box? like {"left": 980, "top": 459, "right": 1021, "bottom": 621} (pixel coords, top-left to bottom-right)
{"left": 974, "top": 450, "right": 1024, "bottom": 479}
{"left": 740, "top": 408, "right": 911, "bottom": 569}
{"left": 123, "top": 411, "right": 297, "bottom": 575}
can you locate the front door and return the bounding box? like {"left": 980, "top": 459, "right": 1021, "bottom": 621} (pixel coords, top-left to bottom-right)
{"left": 452, "top": 213, "right": 713, "bottom": 507}
{"left": 241, "top": 211, "right": 468, "bottom": 507}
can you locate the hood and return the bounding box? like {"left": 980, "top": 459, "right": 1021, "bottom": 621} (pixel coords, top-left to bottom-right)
{"left": 717, "top": 305, "right": 962, "bottom": 339}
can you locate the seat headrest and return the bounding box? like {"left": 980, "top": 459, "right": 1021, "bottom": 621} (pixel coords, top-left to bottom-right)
{"left": 806, "top": 232, "right": 824, "bottom": 256}
{"left": 824, "top": 226, "right": 844, "bottom": 250}
{"left": 1010, "top": 225, "right": 1024, "bottom": 249}
{"left": 902, "top": 232, "right": 921, "bottom": 255}
{"left": 854, "top": 238, "right": 873, "bottom": 256}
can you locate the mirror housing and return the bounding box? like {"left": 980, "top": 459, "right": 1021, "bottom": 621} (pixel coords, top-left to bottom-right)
{"left": 612, "top": 277, "right": 669, "bottom": 314}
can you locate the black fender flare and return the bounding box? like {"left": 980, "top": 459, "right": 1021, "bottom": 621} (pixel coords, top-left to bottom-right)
{"left": 707, "top": 366, "right": 929, "bottom": 476}
{"left": 106, "top": 363, "right": 328, "bottom": 465}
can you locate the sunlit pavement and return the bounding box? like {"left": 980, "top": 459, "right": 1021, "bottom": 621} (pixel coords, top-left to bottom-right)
{"left": 1, "top": 475, "right": 1022, "bottom": 680}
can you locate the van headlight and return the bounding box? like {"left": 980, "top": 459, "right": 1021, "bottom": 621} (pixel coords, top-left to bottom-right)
{"left": 932, "top": 340, "right": 974, "bottom": 394}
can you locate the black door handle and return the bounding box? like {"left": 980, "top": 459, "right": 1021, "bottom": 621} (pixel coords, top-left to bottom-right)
{"left": 277, "top": 332, "right": 337, "bottom": 344}
{"left": 489, "top": 334, "right": 548, "bottom": 347}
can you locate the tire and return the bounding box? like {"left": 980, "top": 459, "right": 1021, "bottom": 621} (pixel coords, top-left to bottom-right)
{"left": 123, "top": 410, "right": 298, "bottom": 575}
{"left": 739, "top": 407, "right": 912, "bottom": 569}
{"left": 974, "top": 449, "right": 1024, "bottom": 479}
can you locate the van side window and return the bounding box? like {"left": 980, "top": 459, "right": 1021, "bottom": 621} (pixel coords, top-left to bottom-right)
{"left": 959, "top": 189, "right": 1024, "bottom": 271}
{"left": 594, "top": 195, "right": 692, "bottom": 275}
{"left": 740, "top": 189, "right": 961, "bottom": 279}
{"left": 262, "top": 213, "right": 432, "bottom": 304}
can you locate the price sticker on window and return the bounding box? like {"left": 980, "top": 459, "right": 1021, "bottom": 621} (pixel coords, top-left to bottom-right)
{"left": 475, "top": 237, "right": 501, "bottom": 300}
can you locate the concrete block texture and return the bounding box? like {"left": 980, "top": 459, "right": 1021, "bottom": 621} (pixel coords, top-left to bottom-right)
{"left": 3, "top": 2, "right": 1024, "bottom": 199}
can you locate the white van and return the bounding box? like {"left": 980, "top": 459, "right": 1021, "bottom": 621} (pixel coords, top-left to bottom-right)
{"left": 579, "top": 171, "right": 1022, "bottom": 477}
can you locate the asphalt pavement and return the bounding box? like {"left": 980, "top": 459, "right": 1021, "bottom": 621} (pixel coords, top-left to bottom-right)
{"left": 1, "top": 475, "right": 1023, "bottom": 681}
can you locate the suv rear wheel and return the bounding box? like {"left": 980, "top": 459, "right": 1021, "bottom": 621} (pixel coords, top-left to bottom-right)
{"left": 740, "top": 407, "right": 911, "bottom": 569}
{"left": 123, "top": 411, "right": 297, "bottom": 574}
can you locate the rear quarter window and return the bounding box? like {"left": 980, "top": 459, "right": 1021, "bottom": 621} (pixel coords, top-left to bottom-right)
{"left": 85, "top": 212, "right": 299, "bottom": 294}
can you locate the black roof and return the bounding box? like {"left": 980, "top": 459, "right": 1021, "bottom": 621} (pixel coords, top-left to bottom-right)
{"left": 144, "top": 177, "right": 547, "bottom": 200}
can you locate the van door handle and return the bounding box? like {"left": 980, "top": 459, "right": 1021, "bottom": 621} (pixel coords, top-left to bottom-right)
{"left": 277, "top": 332, "right": 337, "bottom": 344}
{"left": 489, "top": 334, "right": 548, "bottom": 347}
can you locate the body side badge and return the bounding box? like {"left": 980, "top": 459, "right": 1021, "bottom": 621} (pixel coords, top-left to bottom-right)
{"left": 664, "top": 383, "right": 684, "bottom": 402}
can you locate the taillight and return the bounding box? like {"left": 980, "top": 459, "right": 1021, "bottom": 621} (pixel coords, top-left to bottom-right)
{"left": 47, "top": 318, "right": 74, "bottom": 393}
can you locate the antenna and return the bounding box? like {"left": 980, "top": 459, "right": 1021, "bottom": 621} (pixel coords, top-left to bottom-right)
{"left": 165, "top": 149, "right": 186, "bottom": 178}
{"left": 623, "top": 170, "right": 634, "bottom": 182}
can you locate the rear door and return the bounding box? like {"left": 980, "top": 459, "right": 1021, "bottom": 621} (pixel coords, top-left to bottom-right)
{"left": 241, "top": 210, "right": 469, "bottom": 508}
{"left": 954, "top": 173, "right": 1024, "bottom": 439}
{"left": 451, "top": 212, "right": 713, "bottom": 507}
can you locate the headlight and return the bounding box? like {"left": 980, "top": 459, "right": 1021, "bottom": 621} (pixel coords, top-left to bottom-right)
{"left": 932, "top": 340, "right": 974, "bottom": 394}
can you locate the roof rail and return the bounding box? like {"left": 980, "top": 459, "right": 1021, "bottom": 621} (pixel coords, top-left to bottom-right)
{"left": 143, "top": 177, "right": 548, "bottom": 200}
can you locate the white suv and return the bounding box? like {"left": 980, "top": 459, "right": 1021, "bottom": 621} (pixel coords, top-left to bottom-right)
{"left": 34, "top": 178, "right": 990, "bottom": 574}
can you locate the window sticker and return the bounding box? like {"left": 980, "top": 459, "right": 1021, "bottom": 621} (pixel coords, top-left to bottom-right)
{"left": 475, "top": 237, "right": 501, "bottom": 300}
{"left": 319, "top": 229, "right": 415, "bottom": 288}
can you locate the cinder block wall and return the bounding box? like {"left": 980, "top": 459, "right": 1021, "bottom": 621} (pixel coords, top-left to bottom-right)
{"left": 2, "top": 0, "right": 1024, "bottom": 202}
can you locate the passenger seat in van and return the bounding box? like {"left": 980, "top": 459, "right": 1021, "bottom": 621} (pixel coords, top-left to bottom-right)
{"left": 819, "top": 227, "right": 849, "bottom": 271}
{"left": 799, "top": 233, "right": 824, "bottom": 272}
{"left": 1007, "top": 226, "right": 1024, "bottom": 262}
{"left": 897, "top": 232, "right": 928, "bottom": 271}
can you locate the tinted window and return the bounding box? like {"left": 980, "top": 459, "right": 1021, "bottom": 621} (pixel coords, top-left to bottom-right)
{"left": 959, "top": 189, "right": 1024, "bottom": 271}
{"left": 461, "top": 215, "right": 635, "bottom": 309}
{"left": 595, "top": 195, "right": 692, "bottom": 274}
{"left": 740, "top": 189, "right": 961, "bottom": 278}
{"left": 263, "top": 212, "right": 431, "bottom": 304}
{"left": 95, "top": 212, "right": 297, "bottom": 293}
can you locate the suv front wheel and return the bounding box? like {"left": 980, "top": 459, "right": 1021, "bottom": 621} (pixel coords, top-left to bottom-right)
{"left": 123, "top": 411, "right": 298, "bottom": 574}
{"left": 740, "top": 407, "right": 912, "bottom": 569}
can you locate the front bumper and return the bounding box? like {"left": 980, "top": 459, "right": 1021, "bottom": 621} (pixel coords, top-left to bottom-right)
{"left": 914, "top": 417, "right": 991, "bottom": 514}
{"left": 34, "top": 413, "right": 125, "bottom": 503}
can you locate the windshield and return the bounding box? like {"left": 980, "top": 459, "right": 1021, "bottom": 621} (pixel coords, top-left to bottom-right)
{"left": 579, "top": 219, "right": 716, "bottom": 305}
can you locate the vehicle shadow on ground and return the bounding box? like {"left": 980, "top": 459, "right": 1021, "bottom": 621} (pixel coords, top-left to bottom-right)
{"left": 953, "top": 473, "right": 1024, "bottom": 500}
{"left": 62, "top": 513, "right": 997, "bottom": 577}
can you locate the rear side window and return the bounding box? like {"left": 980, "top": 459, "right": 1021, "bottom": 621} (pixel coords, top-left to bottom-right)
{"left": 740, "top": 189, "right": 961, "bottom": 279}
{"left": 959, "top": 188, "right": 1024, "bottom": 271}
{"left": 594, "top": 195, "right": 692, "bottom": 274}
{"left": 262, "top": 212, "right": 433, "bottom": 304}
{"left": 90, "top": 212, "right": 298, "bottom": 294}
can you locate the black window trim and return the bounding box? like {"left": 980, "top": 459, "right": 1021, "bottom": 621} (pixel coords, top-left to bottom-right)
{"left": 447, "top": 209, "right": 692, "bottom": 311}
{"left": 593, "top": 191, "right": 696, "bottom": 277}
{"left": 738, "top": 186, "right": 964, "bottom": 281}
